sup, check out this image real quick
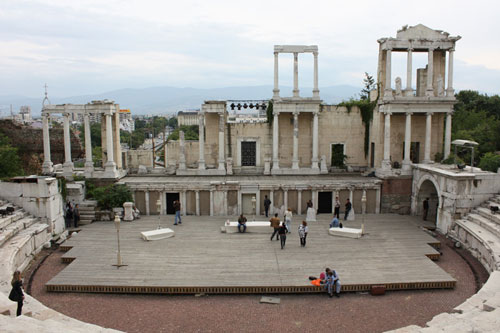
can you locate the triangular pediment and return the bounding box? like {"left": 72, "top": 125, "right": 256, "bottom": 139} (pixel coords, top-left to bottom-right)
{"left": 396, "top": 24, "right": 449, "bottom": 40}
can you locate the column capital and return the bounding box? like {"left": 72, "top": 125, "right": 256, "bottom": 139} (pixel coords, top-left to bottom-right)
{"left": 293, "top": 110, "right": 299, "bottom": 117}
{"left": 313, "top": 109, "right": 320, "bottom": 116}
{"left": 407, "top": 47, "right": 414, "bottom": 52}
{"left": 274, "top": 51, "right": 279, "bottom": 56}
{"left": 446, "top": 110, "right": 453, "bottom": 116}
{"left": 313, "top": 51, "right": 318, "bottom": 57}
{"left": 273, "top": 110, "right": 280, "bottom": 116}
{"left": 384, "top": 111, "right": 392, "bottom": 116}
{"left": 405, "top": 111, "right": 413, "bottom": 116}
{"left": 426, "top": 111, "right": 434, "bottom": 116}
{"left": 449, "top": 47, "right": 455, "bottom": 52}
{"left": 428, "top": 46, "right": 435, "bottom": 52}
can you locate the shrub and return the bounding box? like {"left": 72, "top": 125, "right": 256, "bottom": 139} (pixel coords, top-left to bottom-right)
{"left": 479, "top": 152, "right": 500, "bottom": 173}
{"left": 87, "top": 183, "right": 133, "bottom": 210}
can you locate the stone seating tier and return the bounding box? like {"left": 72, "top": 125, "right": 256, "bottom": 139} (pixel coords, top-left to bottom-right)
{"left": 221, "top": 221, "right": 271, "bottom": 233}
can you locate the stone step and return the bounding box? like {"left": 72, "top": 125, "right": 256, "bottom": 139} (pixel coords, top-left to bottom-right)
{"left": 476, "top": 206, "right": 500, "bottom": 226}
{"left": 0, "top": 210, "right": 28, "bottom": 230}
{"left": 0, "top": 216, "right": 39, "bottom": 247}
{"left": 455, "top": 219, "right": 500, "bottom": 271}
{"left": 467, "top": 213, "right": 500, "bottom": 239}
{"left": 79, "top": 219, "right": 93, "bottom": 225}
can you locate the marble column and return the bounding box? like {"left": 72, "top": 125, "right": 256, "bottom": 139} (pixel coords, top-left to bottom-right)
{"left": 375, "top": 188, "right": 381, "bottom": 214}
{"left": 237, "top": 190, "right": 242, "bottom": 215}
{"left": 273, "top": 52, "right": 280, "bottom": 99}
{"left": 104, "top": 113, "right": 115, "bottom": 169}
{"left": 272, "top": 110, "right": 279, "bottom": 170}
{"left": 402, "top": 112, "right": 413, "bottom": 170}
{"left": 132, "top": 190, "right": 136, "bottom": 204}
{"left": 382, "top": 111, "right": 392, "bottom": 170}
{"left": 313, "top": 51, "right": 319, "bottom": 99}
{"left": 444, "top": 112, "right": 452, "bottom": 159}
{"left": 423, "top": 112, "right": 433, "bottom": 163}
{"left": 312, "top": 190, "right": 318, "bottom": 210}
{"left": 270, "top": 190, "right": 274, "bottom": 215}
{"left": 181, "top": 190, "right": 187, "bottom": 216}
{"left": 293, "top": 52, "right": 299, "bottom": 97}
{"left": 292, "top": 111, "right": 299, "bottom": 169}
{"left": 195, "top": 190, "right": 200, "bottom": 216}
{"left": 297, "top": 190, "right": 302, "bottom": 215}
{"left": 426, "top": 48, "right": 435, "bottom": 97}
{"left": 162, "top": 192, "right": 167, "bottom": 215}
{"left": 198, "top": 112, "right": 205, "bottom": 170}
{"left": 41, "top": 113, "right": 53, "bottom": 174}
{"left": 384, "top": 48, "right": 393, "bottom": 98}
{"left": 446, "top": 48, "right": 455, "bottom": 97}
{"left": 284, "top": 189, "right": 288, "bottom": 210}
{"left": 255, "top": 190, "right": 261, "bottom": 216}
{"left": 178, "top": 131, "right": 186, "bottom": 170}
{"left": 223, "top": 190, "right": 228, "bottom": 216}
{"left": 405, "top": 48, "right": 413, "bottom": 96}
{"left": 63, "top": 112, "right": 74, "bottom": 173}
{"left": 145, "top": 191, "right": 150, "bottom": 215}
{"left": 311, "top": 110, "right": 319, "bottom": 169}
{"left": 84, "top": 113, "right": 94, "bottom": 174}
{"left": 210, "top": 190, "right": 214, "bottom": 216}
{"left": 218, "top": 113, "right": 225, "bottom": 171}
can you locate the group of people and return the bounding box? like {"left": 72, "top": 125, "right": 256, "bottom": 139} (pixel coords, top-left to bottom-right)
{"left": 270, "top": 213, "right": 309, "bottom": 249}
{"left": 322, "top": 268, "right": 341, "bottom": 298}
{"left": 64, "top": 201, "right": 80, "bottom": 228}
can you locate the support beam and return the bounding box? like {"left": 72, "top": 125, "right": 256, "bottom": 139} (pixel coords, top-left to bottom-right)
{"left": 181, "top": 191, "right": 187, "bottom": 216}
{"left": 284, "top": 190, "right": 288, "bottom": 210}
{"left": 104, "top": 113, "right": 116, "bottom": 171}
{"left": 297, "top": 190, "right": 302, "bottom": 215}
{"left": 210, "top": 190, "right": 214, "bottom": 216}
{"left": 195, "top": 190, "right": 200, "bottom": 216}
{"left": 270, "top": 190, "right": 274, "bottom": 215}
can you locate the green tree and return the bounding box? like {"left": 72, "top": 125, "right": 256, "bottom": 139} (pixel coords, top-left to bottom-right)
{"left": 0, "top": 134, "right": 23, "bottom": 179}
{"left": 78, "top": 123, "right": 102, "bottom": 147}
{"left": 478, "top": 152, "right": 500, "bottom": 173}
{"left": 167, "top": 125, "right": 199, "bottom": 140}
{"left": 360, "top": 72, "right": 376, "bottom": 100}
{"left": 87, "top": 183, "right": 133, "bottom": 210}
{"left": 167, "top": 117, "right": 178, "bottom": 129}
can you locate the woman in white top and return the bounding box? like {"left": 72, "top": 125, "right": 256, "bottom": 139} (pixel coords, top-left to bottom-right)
{"left": 284, "top": 208, "right": 293, "bottom": 233}
{"left": 298, "top": 221, "right": 309, "bottom": 247}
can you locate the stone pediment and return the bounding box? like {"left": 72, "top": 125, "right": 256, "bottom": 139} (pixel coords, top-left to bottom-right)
{"left": 396, "top": 24, "right": 450, "bottom": 40}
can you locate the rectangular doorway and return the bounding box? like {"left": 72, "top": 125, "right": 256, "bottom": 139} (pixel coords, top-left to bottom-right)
{"left": 166, "top": 193, "right": 180, "bottom": 214}
{"left": 318, "top": 192, "right": 333, "bottom": 214}
{"left": 411, "top": 142, "right": 420, "bottom": 163}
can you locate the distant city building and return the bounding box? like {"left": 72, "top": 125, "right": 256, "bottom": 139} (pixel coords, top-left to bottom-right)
{"left": 119, "top": 109, "right": 134, "bottom": 132}
{"left": 178, "top": 110, "right": 199, "bottom": 126}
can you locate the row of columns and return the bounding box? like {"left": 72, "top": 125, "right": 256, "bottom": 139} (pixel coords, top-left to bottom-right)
{"left": 383, "top": 111, "right": 453, "bottom": 170}
{"left": 272, "top": 110, "right": 319, "bottom": 170}
{"left": 42, "top": 111, "right": 117, "bottom": 175}
{"left": 384, "top": 47, "right": 455, "bottom": 98}
{"left": 273, "top": 51, "right": 319, "bottom": 99}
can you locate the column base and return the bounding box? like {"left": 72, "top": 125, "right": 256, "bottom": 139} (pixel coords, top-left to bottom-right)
{"left": 198, "top": 161, "right": 206, "bottom": 170}
{"left": 272, "top": 159, "right": 280, "bottom": 170}
{"left": 446, "top": 88, "right": 455, "bottom": 97}
{"left": 292, "top": 160, "right": 299, "bottom": 169}
{"left": 422, "top": 159, "right": 434, "bottom": 165}
{"left": 218, "top": 160, "right": 225, "bottom": 171}
{"left": 272, "top": 90, "right": 280, "bottom": 99}
{"left": 63, "top": 161, "right": 74, "bottom": 175}
{"left": 84, "top": 161, "right": 94, "bottom": 177}
{"left": 293, "top": 90, "right": 300, "bottom": 98}
{"left": 312, "top": 90, "right": 320, "bottom": 99}
{"left": 425, "top": 89, "right": 434, "bottom": 97}
{"left": 178, "top": 160, "right": 186, "bottom": 170}
{"left": 381, "top": 159, "right": 392, "bottom": 170}
{"left": 402, "top": 159, "right": 412, "bottom": 170}
{"left": 384, "top": 90, "right": 393, "bottom": 99}
{"left": 404, "top": 89, "right": 414, "bottom": 97}
{"left": 311, "top": 158, "right": 319, "bottom": 170}
{"left": 42, "top": 161, "right": 54, "bottom": 174}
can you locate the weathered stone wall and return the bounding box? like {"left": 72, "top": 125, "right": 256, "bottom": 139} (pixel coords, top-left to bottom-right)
{"left": 381, "top": 176, "right": 413, "bottom": 214}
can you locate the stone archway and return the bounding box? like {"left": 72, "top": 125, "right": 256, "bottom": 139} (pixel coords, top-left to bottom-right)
{"left": 414, "top": 175, "right": 441, "bottom": 226}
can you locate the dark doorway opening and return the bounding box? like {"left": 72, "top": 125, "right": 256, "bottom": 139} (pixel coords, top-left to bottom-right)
{"left": 318, "top": 192, "right": 332, "bottom": 214}
{"left": 241, "top": 141, "right": 256, "bottom": 166}
{"left": 166, "top": 193, "right": 180, "bottom": 214}
{"left": 411, "top": 142, "right": 420, "bottom": 163}
{"left": 370, "top": 142, "right": 375, "bottom": 168}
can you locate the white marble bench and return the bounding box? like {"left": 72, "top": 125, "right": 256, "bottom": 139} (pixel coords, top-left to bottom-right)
{"left": 221, "top": 221, "right": 271, "bottom": 234}
{"left": 329, "top": 227, "right": 362, "bottom": 239}
{"left": 141, "top": 228, "right": 175, "bottom": 241}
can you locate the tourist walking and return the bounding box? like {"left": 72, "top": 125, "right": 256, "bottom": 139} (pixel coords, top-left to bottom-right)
{"left": 278, "top": 222, "right": 287, "bottom": 249}
{"left": 334, "top": 197, "right": 340, "bottom": 219}
{"left": 264, "top": 195, "right": 271, "bottom": 217}
{"left": 423, "top": 197, "right": 429, "bottom": 221}
{"left": 238, "top": 214, "right": 247, "bottom": 233}
{"left": 270, "top": 213, "right": 280, "bottom": 241}
{"left": 8, "top": 271, "right": 24, "bottom": 316}
{"left": 174, "top": 200, "right": 182, "bottom": 225}
{"left": 73, "top": 204, "right": 80, "bottom": 228}
{"left": 344, "top": 199, "right": 352, "bottom": 221}
{"left": 298, "top": 221, "right": 308, "bottom": 247}
{"left": 284, "top": 208, "right": 293, "bottom": 233}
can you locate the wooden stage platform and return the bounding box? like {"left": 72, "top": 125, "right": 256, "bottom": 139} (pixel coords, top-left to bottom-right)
{"left": 46, "top": 214, "right": 455, "bottom": 294}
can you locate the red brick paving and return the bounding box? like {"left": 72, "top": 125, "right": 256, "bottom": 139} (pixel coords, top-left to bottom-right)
{"left": 27, "top": 234, "right": 486, "bottom": 333}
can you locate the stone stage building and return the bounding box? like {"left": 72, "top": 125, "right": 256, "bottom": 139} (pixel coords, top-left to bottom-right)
{"left": 122, "top": 25, "right": 474, "bottom": 229}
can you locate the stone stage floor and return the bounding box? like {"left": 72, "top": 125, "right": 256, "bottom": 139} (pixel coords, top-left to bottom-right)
{"left": 46, "top": 214, "right": 455, "bottom": 294}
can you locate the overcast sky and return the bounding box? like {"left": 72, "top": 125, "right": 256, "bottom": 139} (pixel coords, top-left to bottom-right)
{"left": 1, "top": 0, "right": 499, "bottom": 98}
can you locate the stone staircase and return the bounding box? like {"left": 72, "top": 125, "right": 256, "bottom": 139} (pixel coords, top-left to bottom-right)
{"left": 78, "top": 201, "right": 97, "bottom": 225}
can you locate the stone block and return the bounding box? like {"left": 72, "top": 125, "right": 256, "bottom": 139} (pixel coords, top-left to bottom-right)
{"left": 329, "top": 227, "right": 362, "bottom": 239}
{"left": 123, "top": 202, "right": 133, "bottom": 221}
{"left": 222, "top": 221, "right": 271, "bottom": 234}
{"left": 141, "top": 228, "right": 175, "bottom": 241}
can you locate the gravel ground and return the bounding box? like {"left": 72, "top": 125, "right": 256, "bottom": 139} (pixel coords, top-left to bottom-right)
{"left": 26, "top": 234, "right": 488, "bottom": 333}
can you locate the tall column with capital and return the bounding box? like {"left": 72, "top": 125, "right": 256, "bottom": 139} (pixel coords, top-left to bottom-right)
{"left": 198, "top": 112, "right": 205, "bottom": 170}
{"left": 446, "top": 49, "right": 455, "bottom": 97}
{"left": 218, "top": 112, "right": 225, "bottom": 171}
{"left": 444, "top": 112, "right": 452, "bottom": 159}
{"left": 382, "top": 111, "right": 392, "bottom": 170}
{"left": 195, "top": 190, "right": 200, "bottom": 216}
{"left": 273, "top": 52, "right": 280, "bottom": 99}
{"left": 405, "top": 48, "right": 413, "bottom": 96}
{"left": 104, "top": 113, "right": 116, "bottom": 172}
{"left": 311, "top": 110, "right": 319, "bottom": 169}
{"left": 293, "top": 52, "right": 299, "bottom": 97}
{"left": 292, "top": 111, "right": 299, "bottom": 169}
{"left": 423, "top": 112, "right": 433, "bottom": 163}
{"left": 181, "top": 190, "right": 187, "bottom": 216}
{"left": 84, "top": 113, "right": 94, "bottom": 174}
{"left": 63, "top": 112, "right": 74, "bottom": 173}
{"left": 42, "top": 113, "right": 53, "bottom": 174}
{"left": 384, "top": 49, "right": 393, "bottom": 98}
{"left": 313, "top": 51, "right": 319, "bottom": 99}
{"left": 402, "top": 112, "right": 413, "bottom": 170}
{"left": 426, "top": 48, "right": 435, "bottom": 97}
{"left": 272, "top": 110, "right": 280, "bottom": 170}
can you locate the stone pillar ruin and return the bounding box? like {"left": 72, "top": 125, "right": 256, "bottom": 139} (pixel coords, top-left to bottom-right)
{"left": 311, "top": 110, "right": 319, "bottom": 169}
{"left": 384, "top": 48, "right": 393, "bottom": 98}
{"left": 272, "top": 110, "right": 280, "bottom": 170}
{"left": 444, "top": 112, "right": 452, "bottom": 159}
{"left": 423, "top": 112, "right": 433, "bottom": 163}
{"left": 293, "top": 52, "right": 299, "bottom": 97}
{"left": 447, "top": 48, "right": 455, "bottom": 96}
{"left": 41, "top": 114, "right": 53, "bottom": 174}
{"left": 178, "top": 131, "right": 186, "bottom": 170}
{"left": 405, "top": 48, "right": 413, "bottom": 96}
{"left": 218, "top": 113, "right": 225, "bottom": 171}
{"left": 292, "top": 111, "right": 299, "bottom": 169}
{"left": 313, "top": 51, "right": 319, "bottom": 99}
{"left": 62, "top": 112, "right": 74, "bottom": 174}
{"left": 104, "top": 113, "right": 116, "bottom": 173}
{"left": 382, "top": 111, "right": 392, "bottom": 170}
{"left": 84, "top": 113, "right": 94, "bottom": 175}
{"left": 273, "top": 52, "right": 280, "bottom": 99}
{"left": 402, "top": 112, "right": 412, "bottom": 171}
{"left": 198, "top": 111, "right": 205, "bottom": 170}
{"left": 426, "top": 48, "right": 435, "bottom": 97}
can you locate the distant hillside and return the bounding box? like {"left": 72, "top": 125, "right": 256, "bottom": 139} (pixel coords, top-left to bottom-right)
{"left": 0, "top": 85, "right": 361, "bottom": 116}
